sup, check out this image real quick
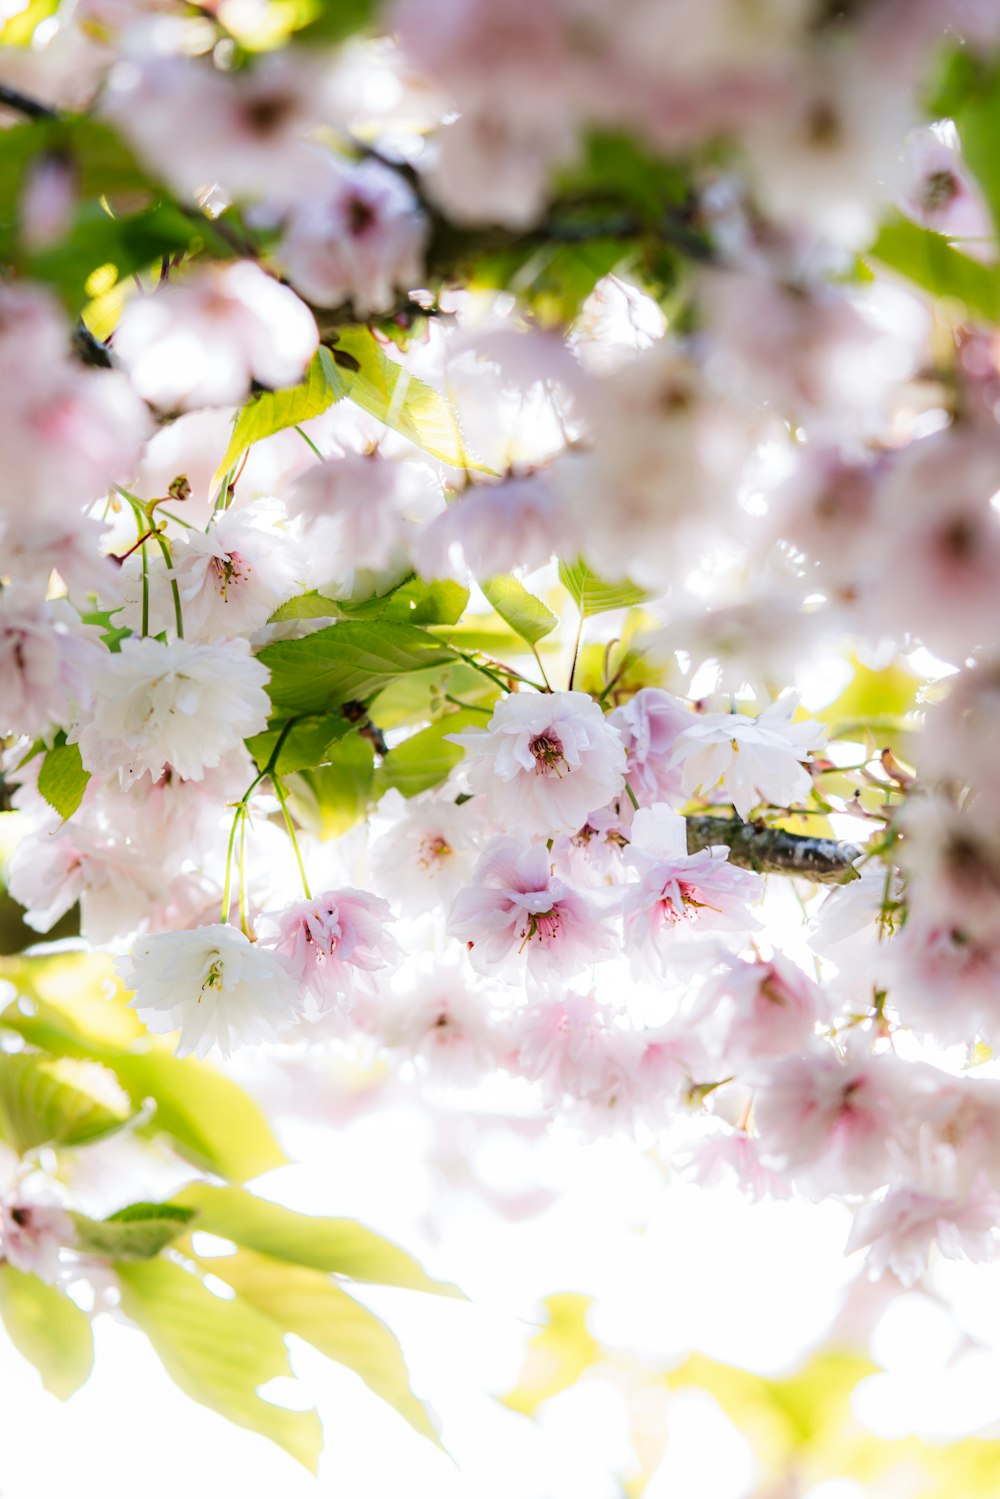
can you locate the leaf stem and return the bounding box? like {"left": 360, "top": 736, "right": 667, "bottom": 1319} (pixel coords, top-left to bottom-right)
{"left": 567, "top": 616, "right": 584, "bottom": 691}
{"left": 274, "top": 775, "right": 311, "bottom": 899}
{"left": 293, "top": 424, "right": 325, "bottom": 460}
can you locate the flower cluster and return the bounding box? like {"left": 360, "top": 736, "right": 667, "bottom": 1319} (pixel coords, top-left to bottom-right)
{"left": 5, "top": 0, "right": 1000, "bottom": 1316}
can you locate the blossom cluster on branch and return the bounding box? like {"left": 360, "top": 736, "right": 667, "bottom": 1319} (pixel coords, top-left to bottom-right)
{"left": 2, "top": 0, "right": 1000, "bottom": 1451}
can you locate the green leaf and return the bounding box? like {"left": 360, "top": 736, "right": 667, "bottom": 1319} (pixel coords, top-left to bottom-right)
{"left": 482, "top": 574, "right": 558, "bottom": 646}
{"left": 259, "top": 620, "right": 456, "bottom": 715}
{"left": 0, "top": 991, "right": 286, "bottom": 1182}
{"left": 375, "top": 711, "right": 483, "bottom": 798}
{"left": 203, "top": 1247, "right": 440, "bottom": 1446}
{"left": 952, "top": 57, "right": 1000, "bottom": 240}
{"left": 267, "top": 591, "right": 342, "bottom": 623}
{"left": 109, "top": 1051, "right": 287, "bottom": 1183}
{"left": 245, "top": 713, "right": 351, "bottom": 776}
{"left": 172, "top": 1184, "right": 464, "bottom": 1297}
{"left": 0, "top": 1054, "right": 131, "bottom": 1153}
{"left": 0, "top": 1265, "right": 94, "bottom": 1400}
{"left": 333, "top": 328, "right": 478, "bottom": 469}
{"left": 867, "top": 215, "right": 1000, "bottom": 322}
{"left": 289, "top": 735, "right": 375, "bottom": 839}
{"left": 338, "top": 575, "right": 471, "bottom": 626}
{"left": 558, "top": 558, "right": 648, "bottom": 617}
{"left": 213, "top": 346, "right": 350, "bottom": 483}
{"left": 37, "top": 742, "right": 90, "bottom": 822}
{"left": 116, "top": 1258, "right": 322, "bottom": 1471}
{"left": 71, "top": 1202, "right": 196, "bottom": 1261}
{"left": 500, "top": 1294, "right": 601, "bottom": 1417}
{"left": 294, "top": 0, "right": 381, "bottom": 42}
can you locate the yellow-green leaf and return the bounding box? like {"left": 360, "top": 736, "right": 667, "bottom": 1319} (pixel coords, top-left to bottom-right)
{"left": 0, "top": 1265, "right": 94, "bottom": 1399}
{"left": 173, "top": 1183, "right": 463, "bottom": 1296}
{"left": 205, "top": 1246, "right": 441, "bottom": 1445}
{"left": 117, "top": 1257, "right": 322, "bottom": 1471}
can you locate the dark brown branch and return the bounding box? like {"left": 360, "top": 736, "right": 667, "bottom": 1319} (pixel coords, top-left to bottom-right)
{"left": 0, "top": 84, "right": 59, "bottom": 121}
{"left": 685, "top": 817, "right": 861, "bottom": 884}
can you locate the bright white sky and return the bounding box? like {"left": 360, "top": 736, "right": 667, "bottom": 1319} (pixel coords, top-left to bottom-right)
{"left": 5, "top": 1087, "right": 1000, "bottom": 1499}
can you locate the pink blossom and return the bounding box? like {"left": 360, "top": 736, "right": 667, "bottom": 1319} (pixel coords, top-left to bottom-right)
{"left": 410, "top": 474, "right": 568, "bottom": 582}
{"left": 277, "top": 155, "right": 428, "bottom": 316}
{"left": 896, "top": 795, "right": 1000, "bottom": 948}
{"left": 381, "top": 967, "right": 502, "bottom": 1085}
{"left": 897, "top": 125, "right": 993, "bottom": 250}
{"left": 0, "top": 592, "right": 101, "bottom": 739}
{"left": 752, "top": 1042, "right": 918, "bottom": 1197}
{"left": 271, "top": 888, "right": 400, "bottom": 1019}
{"left": 0, "top": 1194, "right": 75, "bottom": 1283}
{"left": 512, "top": 991, "right": 641, "bottom": 1112}
{"left": 608, "top": 688, "right": 694, "bottom": 806}
{"left": 286, "top": 453, "right": 420, "bottom": 590}
{"left": 114, "top": 262, "right": 318, "bottom": 411}
{"left": 448, "top": 837, "right": 614, "bottom": 986}
{"left": 449, "top": 690, "right": 627, "bottom": 836}
{"left": 847, "top": 1178, "right": 1000, "bottom": 1285}
{"left": 369, "top": 792, "right": 486, "bottom": 918}
{"left": 170, "top": 509, "right": 301, "bottom": 641}
{"left": 697, "top": 951, "right": 829, "bottom": 1065}
{"left": 621, "top": 805, "right": 761, "bottom": 976}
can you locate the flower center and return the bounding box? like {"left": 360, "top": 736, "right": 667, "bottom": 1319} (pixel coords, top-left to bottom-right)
{"left": 520, "top": 908, "right": 561, "bottom": 949}
{"left": 417, "top": 834, "right": 453, "bottom": 869}
{"left": 529, "top": 731, "right": 566, "bottom": 776}
{"left": 200, "top": 958, "right": 224, "bottom": 1000}
{"left": 210, "top": 551, "right": 251, "bottom": 601}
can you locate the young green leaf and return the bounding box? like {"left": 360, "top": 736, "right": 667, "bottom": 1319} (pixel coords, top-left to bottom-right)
{"left": 259, "top": 620, "right": 456, "bottom": 715}
{"left": 172, "top": 1183, "right": 464, "bottom": 1296}
{"left": 37, "top": 741, "right": 90, "bottom": 822}
{"left": 375, "top": 710, "right": 485, "bottom": 799}
{"left": 201, "top": 1246, "right": 441, "bottom": 1446}
{"left": 245, "top": 713, "right": 351, "bottom": 776}
{"left": 558, "top": 558, "right": 648, "bottom": 617}
{"left": 116, "top": 1258, "right": 323, "bottom": 1471}
{"left": 0, "top": 1054, "right": 132, "bottom": 1154}
{"left": 71, "top": 1202, "right": 197, "bottom": 1261}
{"left": 482, "top": 574, "right": 559, "bottom": 646}
{"left": 867, "top": 215, "right": 1000, "bottom": 323}
{"left": 333, "top": 328, "right": 478, "bottom": 469}
{"left": 0, "top": 1265, "right": 94, "bottom": 1400}
{"left": 213, "top": 345, "right": 350, "bottom": 485}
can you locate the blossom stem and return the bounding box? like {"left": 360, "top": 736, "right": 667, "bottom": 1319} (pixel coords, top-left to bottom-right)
{"left": 293, "top": 425, "right": 324, "bottom": 460}
{"left": 623, "top": 778, "right": 640, "bottom": 812}
{"left": 220, "top": 803, "right": 244, "bottom": 924}
{"left": 238, "top": 803, "right": 251, "bottom": 937}
{"left": 567, "top": 616, "right": 584, "bottom": 691}
{"left": 151, "top": 532, "right": 185, "bottom": 640}
{"left": 274, "top": 775, "right": 311, "bottom": 899}
{"left": 140, "top": 540, "right": 150, "bottom": 636}
{"left": 531, "top": 644, "right": 553, "bottom": 692}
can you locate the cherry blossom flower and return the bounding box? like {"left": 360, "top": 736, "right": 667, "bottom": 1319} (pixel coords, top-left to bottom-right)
{"left": 411, "top": 473, "right": 568, "bottom": 582}
{"left": 114, "top": 262, "right": 318, "bottom": 410}
{"left": 696, "top": 951, "right": 829, "bottom": 1065}
{"left": 608, "top": 688, "right": 694, "bottom": 807}
{"left": 369, "top": 791, "right": 486, "bottom": 918}
{"left": 448, "top": 837, "right": 614, "bottom": 986}
{"left": 277, "top": 155, "right": 428, "bottom": 316}
{"left": 0, "top": 591, "right": 101, "bottom": 739}
{"left": 847, "top": 1177, "right": 1000, "bottom": 1285}
{"left": 512, "top": 992, "right": 642, "bottom": 1113}
{"left": 449, "top": 690, "right": 627, "bottom": 836}
{"left": 752, "top": 1042, "right": 918, "bottom": 1198}
{"left": 270, "top": 889, "right": 400, "bottom": 1019}
{"left": 286, "top": 452, "right": 423, "bottom": 591}
{"left": 381, "top": 966, "right": 502, "bottom": 1085}
{"left": 119, "top": 924, "right": 303, "bottom": 1058}
{"left": 621, "top": 805, "right": 761, "bottom": 977}
{"left": 170, "top": 509, "right": 301, "bottom": 642}
{"left": 670, "top": 694, "right": 826, "bottom": 821}
{"left": 0, "top": 1192, "right": 75, "bottom": 1283}
{"left": 74, "top": 637, "right": 271, "bottom": 788}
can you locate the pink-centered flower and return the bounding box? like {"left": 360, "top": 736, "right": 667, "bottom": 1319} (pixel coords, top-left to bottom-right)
{"left": 621, "top": 805, "right": 761, "bottom": 977}
{"left": 271, "top": 888, "right": 400, "bottom": 1019}
{"left": 449, "top": 690, "right": 627, "bottom": 836}
{"left": 448, "top": 837, "right": 614, "bottom": 986}
{"left": 608, "top": 688, "right": 694, "bottom": 807}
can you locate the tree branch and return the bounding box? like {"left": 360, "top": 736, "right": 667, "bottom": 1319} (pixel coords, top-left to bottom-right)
{"left": 685, "top": 817, "right": 861, "bottom": 884}
{"left": 0, "top": 84, "right": 59, "bottom": 121}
